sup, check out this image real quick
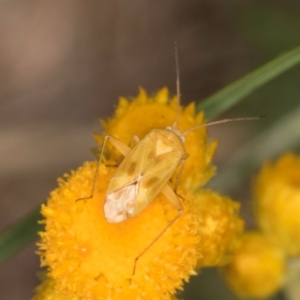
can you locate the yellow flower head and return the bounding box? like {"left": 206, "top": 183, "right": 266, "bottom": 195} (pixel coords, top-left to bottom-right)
{"left": 254, "top": 153, "right": 300, "bottom": 256}
{"left": 94, "top": 88, "right": 217, "bottom": 191}
{"left": 222, "top": 232, "right": 286, "bottom": 299}
{"left": 194, "top": 190, "right": 244, "bottom": 267}
{"left": 32, "top": 279, "right": 179, "bottom": 300}
{"left": 37, "top": 162, "right": 205, "bottom": 300}
{"left": 32, "top": 278, "right": 78, "bottom": 300}
{"left": 34, "top": 88, "right": 226, "bottom": 299}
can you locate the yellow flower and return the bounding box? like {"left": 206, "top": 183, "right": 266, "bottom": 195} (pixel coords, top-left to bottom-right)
{"left": 37, "top": 162, "right": 204, "bottom": 300}
{"left": 94, "top": 88, "right": 217, "bottom": 191}
{"left": 254, "top": 153, "right": 300, "bottom": 256}
{"left": 34, "top": 88, "right": 225, "bottom": 299}
{"left": 222, "top": 232, "right": 286, "bottom": 299}
{"left": 32, "top": 279, "right": 179, "bottom": 300}
{"left": 194, "top": 190, "right": 244, "bottom": 267}
{"left": 32, "top": 278, "right": 79, "bottom": 300}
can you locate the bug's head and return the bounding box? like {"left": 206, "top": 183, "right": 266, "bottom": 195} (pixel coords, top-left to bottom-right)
{"left": 166, "top": 126, "right": 185, "bottom": 143}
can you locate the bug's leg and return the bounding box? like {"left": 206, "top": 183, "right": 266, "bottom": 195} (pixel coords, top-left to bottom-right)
{"left": 162, "top": 183, "right": 182, "bottom": 209}
{"left": 128, "top": 135, "right": 140, "bottom": 148}
{"left": 173, "top": 153, "right": 189, "bottom": 194}
{"left": 133, "top": 184, "right": 183, "bottom": 275}
{"left": 108, "top": 136, "right": 131, "bottom": 156}
{"left": 76, "top": 135, "right": 131, "bottom": 202}
{"left": 107, "top": 136, "right": 139, "bottom": 167}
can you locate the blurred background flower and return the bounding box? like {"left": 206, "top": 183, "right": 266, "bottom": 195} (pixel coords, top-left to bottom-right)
{"left": 1, "top": 1, "right": 300, "bottom": 299}
{"left": 222, "top": 231, "right": 286, "bottom": 299}
{"left": 254, "top": 153, "right": 300, "bottom": 256}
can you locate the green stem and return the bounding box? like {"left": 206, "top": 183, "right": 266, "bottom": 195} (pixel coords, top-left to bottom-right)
{"left": 0, "top": 207, "right": 42, "bottom": 263}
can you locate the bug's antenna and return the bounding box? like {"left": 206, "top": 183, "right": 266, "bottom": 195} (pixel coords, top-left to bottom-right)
{"left": 172, "top": 41, "right": 181, "bottom": 128}
{"left": 183, "top": 115, "right": 265, "bottom": 136}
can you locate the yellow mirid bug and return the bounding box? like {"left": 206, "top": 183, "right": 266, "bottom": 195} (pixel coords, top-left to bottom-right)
{"left": 77, "top": 48, "right": 260, "bottom": 274}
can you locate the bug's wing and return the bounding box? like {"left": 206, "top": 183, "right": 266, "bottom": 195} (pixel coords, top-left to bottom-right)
{"left": 106, "top": 139, "right": 147, "bottom": 194}
{"left": 104, "top": 134, "right": 154, "bottom": 223}
{"left": 104, "top": 131, "right": 183, "bottom": 222}
{"left": 134, "top": 149, "right": 182, "bottom": 214}
{"left": 106, "top": 131, "right": 162, "bottom": 194}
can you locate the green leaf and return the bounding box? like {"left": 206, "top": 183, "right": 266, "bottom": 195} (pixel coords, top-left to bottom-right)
{"left": 208, "top": 102, "right": 300, "bottom": 194}
{"left": 197, "top": 46, "right": 300, "bottom": 119}
{"left": 0, "top": 208, "right": 42, "bottom": 264}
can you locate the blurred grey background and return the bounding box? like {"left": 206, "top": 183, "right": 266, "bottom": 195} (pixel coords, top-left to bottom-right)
{"left": 0, "top": 1, "right": 300, "bottom": 299}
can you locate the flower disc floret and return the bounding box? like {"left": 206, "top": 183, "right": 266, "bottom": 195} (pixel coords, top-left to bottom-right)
{"left": 32, "top": 278, "right": 78, "bottom": 300}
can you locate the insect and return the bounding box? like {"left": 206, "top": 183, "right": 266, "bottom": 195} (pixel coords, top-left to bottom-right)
{"left": 77, "top": 47, "right": 260, "bottom": 275}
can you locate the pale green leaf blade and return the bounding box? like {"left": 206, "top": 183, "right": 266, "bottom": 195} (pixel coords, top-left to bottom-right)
{"left": 197, "top": 46, "right": 300, "bottom": 119}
